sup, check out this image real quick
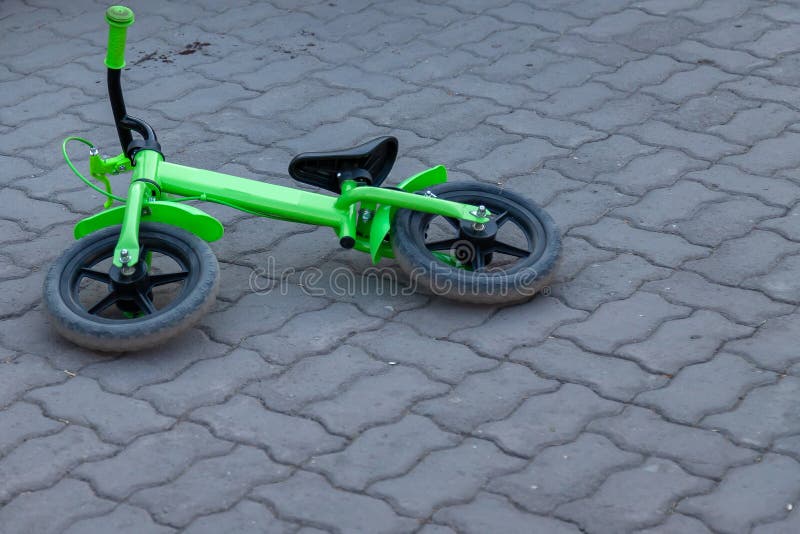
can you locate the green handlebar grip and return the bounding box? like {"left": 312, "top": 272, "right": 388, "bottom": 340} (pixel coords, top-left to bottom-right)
{"left": 104, "top": 5, "right": 135, "bottom": 69}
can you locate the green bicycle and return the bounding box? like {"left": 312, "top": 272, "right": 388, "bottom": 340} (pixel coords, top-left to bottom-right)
{"left": 44, "top": 6, "right": 561, "bottom": 351}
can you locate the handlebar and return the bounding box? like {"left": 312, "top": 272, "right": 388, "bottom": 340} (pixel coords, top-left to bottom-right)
{"left": 104, "top": 5, "right": 134, "bottom": 69}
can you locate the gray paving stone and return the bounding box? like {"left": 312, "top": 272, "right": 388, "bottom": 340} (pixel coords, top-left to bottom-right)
{"left": 556, "top": 458, "right": 714, "bottom": 534}
{"left": 759, "top": 204, "right": 800, "bottom": 242}
{"left": 129, "top": 445, "right": 290, "bottom": 528}
{"left": 0, "top": 401, "right": 63, "bottom": 455}
{"left": 684, "top": 230, "right": 800, "bottom": 286}
{"left": 433, "top": 73, "right": 543, "bottom": 108}
{"left": 504, "top": 169, "right": 583, "bottom": 206}
{"left": 487, "top": 109, "right": 604, "bottom": 148}
{"left": 595, "top": 149, "right": 708, "bottom": 196}
{"left": 637, "top": 353, "right": 778, "bottom": 424}
{"left": 754, "top": 508, "right": 800, "bottom": 534}
{"left": 460, "top": 138, "right": 569, "bottom": 179}
{"left": 744, "top": 254, "right": 800, "bottom": 303}
{"left": 613, "top": 181, "right": 729, "bottom": 230}
{"left": 553, "top": 253, "right": 671, "bottom": 310}
{"left": 512, "top": 338, "right": 665, "bottom": 401}
{"left": 723, "top": 132, "right": 800, "bottom": 175}
{"left": 245, "top": 345, "right": 385, "bottom": 412}
{"left": 80, "top": 331, "right": 230, "bottom": 394}
{"left": 662, "top": 40, "right": 770, "bottom": 73}
{"left": 63, "top": 504, "right": 176, "bottom": 534}
{"left": 726, "top": 313, "right": 800, "bottom": 371}
{"left": 465, "top": 26, "right": 554, "bottom": 60}
{"left": 617, "top": 17, "right": 704, "bottom": 53}
{"left": 74, "top": 422, "right": 234, "bottom": 500}
{"left": 556, "top": 292, "right": 691, "bottom": 354}
{"left": 450, "top": 297, "right": 587, "bottom": 356}
{"left": 477, "top": 384, "right": 621, "bottom": 457}
{"left": 0, "top": 187, "right": 73, "bottom": 232}
{"left": 26, "top": 376, "right": 173, "bottom": 444}
{"left": 540, "top": 34, "right": 643, "bottom": 66}
{"left": 201, "top": 286, "right": 328, "bottom": 345}
{"left": 0, "top": 354, "right": 65, "bottom": 407}
{"left": 636, "top": 513, "right": 713, "bottom": 533}
{"left": 679, "top": 454, "right": 800, "bottom": 534}
{"left": 476, "top": 49, "right": 560, "bottom": 82}
{"left": 489, "top": 432, "right": 642, "bottom": 513}
{"left": 523, "top": 57, "right": 613, "bottom": 94}
{"left": 642, "top": 271, "right": 794, "bottom": 326}
{"left": 302, "top": 366, "right": 448, "bottom": 436}
{"left": 720, "top": 75, "right": 800, "bottom": 110}
{"left": 597, "top": 55, "right": 691, "bottom": 92}
{"left": 415, "top": 362, "right": 558, "bottom": 433}
{"left": 0, "top": 479, "right": 115, "bottom": 534}
{"left": 490, "top": 2, "right": 586, "bottom": 33}
{"left": 703, "top": 377, "right": 800, "bottom": 447}
{"left": 545, "top": 134, "right": 657, "bottom": 182}
{"left": 545, "top": 184, "right": 637, "bottom": 231}
{"left": 554, "top": 236, "right": 617, "bottom": 282}
{"left": 369, "top": 437, "right": 525, "bottom": 517}
{"left": 349, "top": 322, "right": 495, "bottom": 384}
{"left": 659, "top": 90, "right": 760, "bottom": 132}
{"left": 242, "top": 303, "right": 383, "bottom": 365}
{"left": 191, "top": 395, "right": 346, "bottom": 463}
{"left": 434, "top": 492, "right": 581, "bottom": 534}
{"left": 0, "top": 425, "right": 116, "bottom": 502}
{"left": 183, "top": 500, "right": 296, "bottom": 534}
{"left": 773, "top": 434, "right": 800, "bottom": 460}
{"left": 675, "top": 197, "right": 784, "bottom": 247}
{"left": 622, "top": 120, "right": 745, "bottom": 161}
{"left": 417, "top": 526, "right": 456, "bottom": 534}
{"left": 574, "top": 10, "right": 662, "bottom": 39}
{"left": 253, "top": 470, "right": 419, "bottom": 533}
{"left": 310, "top": 414, "right": 459, "bottom": 491}
{"left": 135, "top": 349, "right": 279, "bottom": 416}
{"left": 616, "top": 309, "right": 753, "bottom": 374}
{"left": 710, "top": 103, "right": 800, "bottom": 146}
{"left": 589, "top": 406, "right": 758, "bottom": 478}
{"left": 571, "top": 216, "right": 710, "bottom": 268}
{"left": 393, "top": 298, "right": 496, "bottom": 337}
{"left": 529, "top": 82, "right": 620, "bottom": 117}
{"left": 572, "top": 93, "right": 670, "bottom": 131}
{"left": 644, "top": 66, "right": 739, "bottom": 103}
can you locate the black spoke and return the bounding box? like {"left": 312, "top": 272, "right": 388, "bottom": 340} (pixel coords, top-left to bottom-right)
{"left": 133, "top": 290, "right": 156, "bottom": 315}
{"left": 87, "top": 291, "right": 119, "bottom": 315}
{"left": 79, "top": 268, "right": 111, "bottom": 283}
{"left": 494, "top": 210, "right": 510, "bottom": 227}
{"left": 443, "top": 217, "right": 461, "bottom": 231}
{"left": 149, "top": 271, "right": 189, "bottom": 287}
{"left": 471, "top": 245, "right": 485, "bottom": 271}
{"left": 425, "top": 238, "right": 460, "bottom": 252}
{"left": 489, "top": 241, "right": 530, "bottom": 258}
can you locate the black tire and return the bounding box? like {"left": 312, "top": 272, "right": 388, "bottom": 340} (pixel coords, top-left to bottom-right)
{"left": 391, "top": 182, "right": 560, "bottom": 304}
{"left": 43, "top": 223, "right": 219, "bottom": 352}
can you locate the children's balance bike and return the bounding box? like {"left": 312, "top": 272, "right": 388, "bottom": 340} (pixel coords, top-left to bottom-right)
{"left": 44, "top": 6, "right": 561, "bottom": 351}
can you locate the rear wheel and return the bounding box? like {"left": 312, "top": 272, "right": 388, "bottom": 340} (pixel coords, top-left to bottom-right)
{"left": 391, "top": 182, "right": 560, "bottom": 304}
{"left": 43, "top": 223, "right": 219, "bottom": 352}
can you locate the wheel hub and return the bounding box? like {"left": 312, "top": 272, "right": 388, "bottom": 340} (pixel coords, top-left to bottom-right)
{"left": 109, "top": 261, "right": 150, "bottom": 306}
{"left": 459, "top": 218, "right": 498, "bottom": 243}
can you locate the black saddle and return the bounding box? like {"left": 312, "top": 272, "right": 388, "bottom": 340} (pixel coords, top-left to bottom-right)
{"left": 288, "top": 136, "right": 398, "bottom": 193}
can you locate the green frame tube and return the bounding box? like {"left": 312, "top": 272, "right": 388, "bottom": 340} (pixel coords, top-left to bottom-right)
{"left": 108, "top": 150, "right": 490, "bottom": 267}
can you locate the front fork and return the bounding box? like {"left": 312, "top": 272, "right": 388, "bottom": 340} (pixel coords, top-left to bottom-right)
{"left": 113, "top": 150, "right": 162, "bottom": 268}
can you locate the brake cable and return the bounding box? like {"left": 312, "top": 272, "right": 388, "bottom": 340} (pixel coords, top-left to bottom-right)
{"left": 62, "top": 136, "right": 127, "bottom": 205}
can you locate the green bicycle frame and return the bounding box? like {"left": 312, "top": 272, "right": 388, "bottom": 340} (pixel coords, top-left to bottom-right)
{"left": 75, "top": 6, "right": 491, "bottom": 268}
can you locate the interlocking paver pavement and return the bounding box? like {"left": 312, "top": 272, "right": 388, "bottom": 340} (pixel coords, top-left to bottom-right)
{"left": 2, "top": 0, "right": 800, "bottom": 532}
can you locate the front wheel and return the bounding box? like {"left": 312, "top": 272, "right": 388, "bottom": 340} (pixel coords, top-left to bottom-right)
{"left": 43, "top": 223, "right": 219, "bottom": 352}
{"left": 391, "top": 182, "right": 560, "bottom": 304}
